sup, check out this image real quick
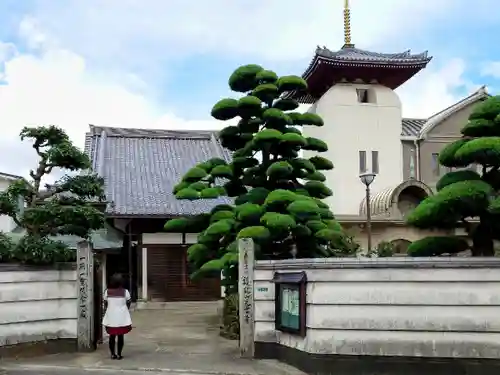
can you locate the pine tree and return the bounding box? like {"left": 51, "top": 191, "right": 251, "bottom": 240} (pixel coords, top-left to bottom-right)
{"left": 407, "top": 95, "right": 500, "bottom": 256}
{"left": 164, "top": 64, "right": 356, "bottom": 292}
{"left": 0, "top": 125, "right": 106, "bottom": 264}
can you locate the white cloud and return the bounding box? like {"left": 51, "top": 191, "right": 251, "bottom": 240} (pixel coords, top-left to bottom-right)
{"left": 0, "top": 40, "right": 226, "bottom": 179}
{"left": 397, "top": 58, "right": 473, "bottom": 118}
{"left": 27, "top": 0, "right": 477, "bottom": 64}
{"left": 481, "top": 61, "right": 500, "bottom": 79}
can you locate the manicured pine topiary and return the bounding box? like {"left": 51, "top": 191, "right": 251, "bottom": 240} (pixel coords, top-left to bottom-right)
{"left": 407, "top": 95, "right": 500, "bottom": 256}
{"left": 164, "top": 64, "right": 356, "bottom": 292}
{"left": 0, "top": 126, "right": 106, "bottom": 264}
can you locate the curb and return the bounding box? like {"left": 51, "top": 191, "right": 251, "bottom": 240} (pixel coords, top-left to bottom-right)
{"left": 0, "top": 364, "right": 279, "bottom": 375}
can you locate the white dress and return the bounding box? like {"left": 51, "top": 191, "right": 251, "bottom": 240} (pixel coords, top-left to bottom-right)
{"left": 102, "top": 289, "right": 132, "bottom": 328}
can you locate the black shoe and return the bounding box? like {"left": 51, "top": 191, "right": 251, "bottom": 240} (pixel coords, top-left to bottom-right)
{"left": 117, "top": 355, "right": 123, "bottom": 360}
{"left": 111, "top": 354, "right": 118, "bottom": 360}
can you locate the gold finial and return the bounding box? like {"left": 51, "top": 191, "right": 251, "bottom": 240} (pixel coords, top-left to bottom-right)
{"left": 343, "top": 0, "right": 353, "bottom": 48}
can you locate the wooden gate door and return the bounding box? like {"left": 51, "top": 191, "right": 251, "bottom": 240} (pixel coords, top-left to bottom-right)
{"left": 182, "top": 248, "right": 221, "bottom": 300}
{"left": 147, "top": 245, "right": 220, "bottom": 301}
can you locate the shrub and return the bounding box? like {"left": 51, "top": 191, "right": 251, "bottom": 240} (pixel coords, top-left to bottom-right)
{"left": 407, "top": 96, "right": 500, "bottom": 256}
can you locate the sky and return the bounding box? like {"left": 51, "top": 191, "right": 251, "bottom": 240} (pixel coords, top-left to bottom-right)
{"left": 0, "top": 0, "right": 500, "bottom": 180}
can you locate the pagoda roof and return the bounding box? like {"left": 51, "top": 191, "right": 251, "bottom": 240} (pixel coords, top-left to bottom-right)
{"left": 286, "top": 45, "right": 432, "bottom": 103}
{"left": 312, "top": 46, "right": 430, "bottom": 68}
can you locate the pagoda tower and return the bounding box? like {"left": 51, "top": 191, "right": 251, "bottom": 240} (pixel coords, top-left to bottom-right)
{"left": 292, "top": 0, "right": 432, "bottom": 215}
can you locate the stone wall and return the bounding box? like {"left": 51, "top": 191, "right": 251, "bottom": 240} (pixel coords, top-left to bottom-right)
{"left": 0, "top": 264, "right": 77, "bottom": 351}
{"left": 253, "top": 257, "right": 500, "bottom": 375}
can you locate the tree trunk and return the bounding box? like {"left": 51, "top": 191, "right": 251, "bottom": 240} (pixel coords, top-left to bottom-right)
{"left": 472, "top": 222, "right": 494, "bottom": 256}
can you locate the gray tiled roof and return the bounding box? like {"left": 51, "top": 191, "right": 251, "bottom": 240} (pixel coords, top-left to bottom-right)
{"left": 0, "top": 172, "right": 24, "bottom": 180}
{"left": 401, "top": 118, "right": 426, "bottom": 137}
{"left": 85, "top": 126, "right": 233, "bottom": 217}
{"left": 316, "top": 46, "right": 430, "bottom": 64}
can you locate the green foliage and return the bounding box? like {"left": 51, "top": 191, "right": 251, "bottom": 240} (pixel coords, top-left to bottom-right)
{"left": 0, "top": 125, "right": 106, "bottom": 264}
{"left": 10, "top": 236, "right": 75, "bottom": 264}
{"left": 309, "top": 156, "right": 334, "bottom": 170}
{"left": 220, "top": 293, "right": 240, "bottom": 340}
{"left": 366, "top": 241, "right": 396, "bottom": 257}
{"left": 304, "top": 137, "right": 328, "bottom": 152}
{"left": 228, "top": 64, "right": 264, "bottom": 93}
{"left": 407, "top": 236, "right": 469, "bottom": 257}
{"left": 0, "top": 232, "right": 14, "bottom": 263}
{"left": 183, "top": 167, "right": 208, "bottom": 182}
{"left": 436, "top": 170, "right": 482, "bottom": 191}
{"left": 165, "top": 64, "right": 357, "bottom": 295}
{"left": 407, "top": 95, "right": 500, "bottom": 256}
{"left": 176, "top": 188, "right": 200, "bottom": 200}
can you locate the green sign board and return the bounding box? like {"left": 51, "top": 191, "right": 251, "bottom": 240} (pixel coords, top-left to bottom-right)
{"left": 280, "top": 286, "right": 300, "bottom": 330}
{"left": 273, "top": 271, "right": 307, "bottom": 336}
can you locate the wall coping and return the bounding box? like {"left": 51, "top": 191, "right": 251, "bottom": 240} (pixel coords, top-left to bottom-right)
{"left": 0, "top": 262, "right": 76, "bottom": 272}
{"left": 255, "top": 257, "right": 500, "bottom": 270}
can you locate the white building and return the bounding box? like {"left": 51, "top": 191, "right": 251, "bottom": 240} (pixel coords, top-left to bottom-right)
{"left": 287, "top": 44, "right": 431, "bottom": 215}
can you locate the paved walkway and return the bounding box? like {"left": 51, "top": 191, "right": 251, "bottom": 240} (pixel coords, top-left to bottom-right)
{"left": 1, "top": 301, "right": 304, "bottom": 375}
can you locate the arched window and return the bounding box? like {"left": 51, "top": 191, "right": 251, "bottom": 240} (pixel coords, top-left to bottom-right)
{"left": 397, "top": 186, "right": 428, "bottom": 217}
{"left": 390, "top": 239, "right": 412, "bottom": 256}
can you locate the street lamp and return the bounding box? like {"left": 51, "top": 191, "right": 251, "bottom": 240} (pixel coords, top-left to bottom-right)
{"left": 359, "top": 172, "right": 376, "bottom": 253}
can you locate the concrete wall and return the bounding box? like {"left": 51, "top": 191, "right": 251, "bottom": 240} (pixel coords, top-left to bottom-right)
{"left": 254, "top": 257, "right": 500, "bottom": 359}
{"left": 341, "top": 221, "right": 451, "bottom": 251}
{"left": 0, "top": 264, "right": 77, "bottom": 347}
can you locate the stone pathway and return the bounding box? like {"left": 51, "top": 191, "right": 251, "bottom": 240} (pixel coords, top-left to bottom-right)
{"left": 0, "top": 301, "right": 304, "bottom": 375}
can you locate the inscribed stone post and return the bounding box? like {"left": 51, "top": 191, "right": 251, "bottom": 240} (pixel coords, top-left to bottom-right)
{"left": 238, "top": 237, "right": 255, "bottom": 358}
{"left": 77, "top": 240, "right": 95, "bottom": 351}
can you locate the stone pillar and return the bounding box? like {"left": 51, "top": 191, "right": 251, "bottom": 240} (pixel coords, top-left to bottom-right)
{"left": 238, "top": 238, "right": 255, "bottom": 358}
{"left": 77, "top": 240, "right": 94, "bottom": 351}
{"left": 141, "top": 247, "right": 148, "bottom": 300}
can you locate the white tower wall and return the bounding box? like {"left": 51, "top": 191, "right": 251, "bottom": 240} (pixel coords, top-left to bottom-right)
{"left": 302, "top": 83, "right": 403, "bottom": 215}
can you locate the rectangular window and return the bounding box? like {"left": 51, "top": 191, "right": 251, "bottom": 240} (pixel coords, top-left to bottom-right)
{"left": 371, "top": 151, "right": 379, "bottom": 174}
{"left": 409, "top": 148, "right": 416, "bottom": 179}
{"left": 432, "top": 153, "right": 440, "bottom": 176}
{"left": 356, "top": 88, "right": 376, "bottom": 104}
{"left": 356, "top": 89, "right": 369, "bottom": 103}
{"left": 359, "top": 151, "right": 367, "bottom": 173}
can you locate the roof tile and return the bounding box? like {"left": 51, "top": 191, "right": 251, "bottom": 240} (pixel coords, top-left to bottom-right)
{"left": 316, "top": 46, "right": 430, "bottom": 64}
{"left": 401, "top": 118, "right": 426, "bottom": 137}
{"left": 86, "top": 126, "right": 232, "bottom": 217}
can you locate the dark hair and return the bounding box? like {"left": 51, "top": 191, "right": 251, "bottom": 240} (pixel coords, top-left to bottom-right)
{"left": 108, "top": 273, "right": 124, "bottom": 289}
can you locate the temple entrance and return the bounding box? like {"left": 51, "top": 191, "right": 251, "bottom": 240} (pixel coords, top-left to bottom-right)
{"left": 105, "top": 240, "right": 139, "bottom": 302}
{"left": 146, "top": 244, "right": 221, "bottom": 302}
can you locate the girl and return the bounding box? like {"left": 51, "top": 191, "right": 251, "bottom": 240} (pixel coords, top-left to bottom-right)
{"left": 102, "top": 273, "right": 132, "bottom": 359}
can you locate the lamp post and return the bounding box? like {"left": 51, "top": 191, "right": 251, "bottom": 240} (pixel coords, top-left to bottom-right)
{"left": 359, "top": 172, "right": 376, "bottom": 253}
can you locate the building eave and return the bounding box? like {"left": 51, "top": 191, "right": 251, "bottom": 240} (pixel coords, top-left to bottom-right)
{"left": 0, "top": 172, "right": 25, "bottom": 182}
{"left": 418, "top": 85, "right": 490, "bottom": 140}
{"left": 314, "top": 56, "right": 431, "bottom": 69}
{"left": 285, "top": 49, "right": 432, "bottom": 102}
{"left": 337, "top": 215, "right": 407, "bottom": 225}
{"left": 400, "top": 136, "right": 418, "bottom": 142}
